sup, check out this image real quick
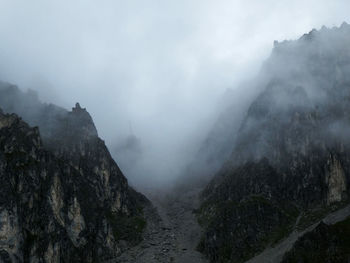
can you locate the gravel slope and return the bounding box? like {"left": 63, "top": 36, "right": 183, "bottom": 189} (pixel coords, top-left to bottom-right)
{"left": 115, "top": 188, "right": 209, "bottom": 263}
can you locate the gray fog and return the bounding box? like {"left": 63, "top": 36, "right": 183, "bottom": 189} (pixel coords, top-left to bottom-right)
{"left": 0, "top": 0, "right": 349, "bottom": 188}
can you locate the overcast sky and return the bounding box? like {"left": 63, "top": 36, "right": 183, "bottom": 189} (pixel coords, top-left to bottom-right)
{"left": 0, "top": 0, "right": 349, "bottom": 187}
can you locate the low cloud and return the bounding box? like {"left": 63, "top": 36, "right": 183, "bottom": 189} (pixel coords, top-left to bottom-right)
{"left": 0, "top": 0, "right": 349, "bottom": 188}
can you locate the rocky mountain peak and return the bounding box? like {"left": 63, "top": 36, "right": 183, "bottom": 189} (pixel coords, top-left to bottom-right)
{"left": 73, "top": 102, "right": 84, "bottom": 111}
{"left": 197, "top": 23, "right": 350, "bottom": 263}
{"left": 66, "top": 102, "right": 98, "bottom": 140}
{"left": 0, "top": 86, "right": 149, "bottom": 262}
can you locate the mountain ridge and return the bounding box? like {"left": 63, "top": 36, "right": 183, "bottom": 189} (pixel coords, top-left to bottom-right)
{"left": 0, "top": 85, "right": 149, "bottom": 262}
{"left": 197, "top": 22, "right": 350, "bottom": 263}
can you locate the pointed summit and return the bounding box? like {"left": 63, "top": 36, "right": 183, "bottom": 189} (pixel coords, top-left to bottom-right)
{"left": 68, "top": 103, "right": 98, "bottom": 139}
{"left": 72, "top": 102, "right": 86, "bottom": 112}
{"left": 340, "top": 21, "right": 350, "bottom": 29}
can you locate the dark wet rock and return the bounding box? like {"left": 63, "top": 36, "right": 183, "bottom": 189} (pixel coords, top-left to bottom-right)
{"left": 282, "top": 217, "right": 350, "bottom": 263}
{"left": 198, "top": 23, "right": 350, "bottom": 263}
{"left": 0, "top": 93, "right": 148, "bottom": 262}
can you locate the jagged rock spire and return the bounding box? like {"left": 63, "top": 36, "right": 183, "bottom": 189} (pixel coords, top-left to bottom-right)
{"left": 72, "top": 102, "right": 86, "bottom": 112}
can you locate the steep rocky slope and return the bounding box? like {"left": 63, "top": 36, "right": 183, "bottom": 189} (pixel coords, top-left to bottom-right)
{"left": 0, "top": 90, "right": 148, "bottom": 262}
{"left": 282, "top": 216, "right": 350, "bottom": 263}
{"left": 198, "top": 23, "right": 350, "bottom": 263}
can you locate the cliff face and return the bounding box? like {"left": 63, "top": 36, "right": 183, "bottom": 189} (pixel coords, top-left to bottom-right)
{"left": 198, "top": 23, "right": 350, "bottom": 263}
{"left": 0, "top": 92, "right": 148, "bottom": 262}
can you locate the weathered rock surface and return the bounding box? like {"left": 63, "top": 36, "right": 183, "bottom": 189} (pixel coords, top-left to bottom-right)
{"left": 246, "top": 203, "right": 350, "bottom": 263}
{"left": 282, "top": 216, "right": 350, "bottom": 263}
{"left": 0, "top": 94, "right": 148, "bottom": 262}
{"left": 198, "top": 23, "right": 350, "bottom": 262}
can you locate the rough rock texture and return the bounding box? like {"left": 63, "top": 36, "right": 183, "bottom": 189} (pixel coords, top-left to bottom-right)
{"left": 0, "top": 100, "right": 148, "bottom": 262}
{"left": 198, "top": 23, "right": 350, "bottom": 263}
{"left": 282, "top": 217, "right": 350, "bottom": 263}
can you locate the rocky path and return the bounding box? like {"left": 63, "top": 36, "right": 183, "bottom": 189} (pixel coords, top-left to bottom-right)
{"left": 114, "top": 188, "right": 208, "bottom": 263}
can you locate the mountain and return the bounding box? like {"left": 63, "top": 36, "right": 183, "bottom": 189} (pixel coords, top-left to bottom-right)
{"left": 0, "top": 84, "right": 148, "bottom": 262}
{"left": 197, "top": 22, "right": 350, "bottom": 262}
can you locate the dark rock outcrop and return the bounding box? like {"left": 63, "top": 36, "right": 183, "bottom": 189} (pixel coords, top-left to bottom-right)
{"left": 282, "top": 218, "right": 350, "bottom": 263}
{"left": 198, "top": 23, "right": 350, "bottom": 262}
{"left": 0, "top": 89, "right": 148, "bottom": 262}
